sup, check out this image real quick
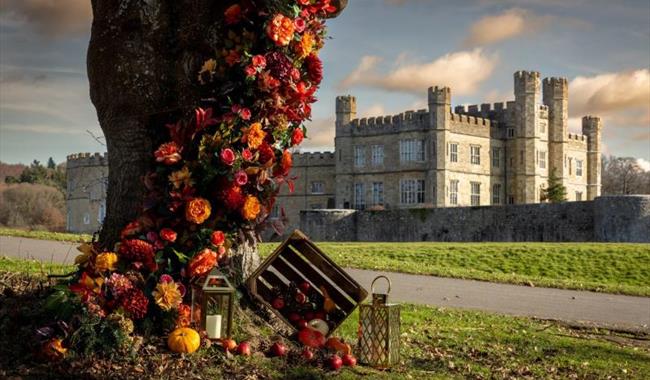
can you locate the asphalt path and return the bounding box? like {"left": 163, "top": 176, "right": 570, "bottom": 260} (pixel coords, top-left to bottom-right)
{"left": 1, "top": 235, "right": 648, "bottom": 330}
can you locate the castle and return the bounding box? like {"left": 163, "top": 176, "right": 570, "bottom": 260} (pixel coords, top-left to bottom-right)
{"left": 273, "top": 71, "right": 602, "bottom": 233}
{"left": 66, "top": 152, "right": 108, "bottom": 233}
{"left": 65, "top": 71, "right": 602, "bottom": 238}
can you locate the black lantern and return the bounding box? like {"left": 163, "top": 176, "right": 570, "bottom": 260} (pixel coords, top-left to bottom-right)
{"left": 190, "top": 268, "right": 235, "bottom": 339}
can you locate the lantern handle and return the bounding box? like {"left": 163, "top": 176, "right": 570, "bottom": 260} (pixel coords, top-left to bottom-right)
{"left": 371, "top": 275, "right": 391, "bottom": 295}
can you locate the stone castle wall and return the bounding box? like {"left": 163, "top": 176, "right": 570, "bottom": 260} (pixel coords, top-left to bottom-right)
{"left": 66, "top": 152, "right": 108, "bottom": 234}
{"left": 300, "top": 195, "right": 650, "bottom": 243}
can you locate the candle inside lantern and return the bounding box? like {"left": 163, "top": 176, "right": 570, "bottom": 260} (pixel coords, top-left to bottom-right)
{"left": 206, "top": 315, "right": 222, "bottom": 339}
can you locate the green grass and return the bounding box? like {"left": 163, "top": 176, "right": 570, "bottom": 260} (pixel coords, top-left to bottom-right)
{"left": 0, "top": 256, "right": 75, "bottom": 276}
{"left": 2, "top": 227, "right": 649, "bottom": 296}
{"left": 0, "top": 227, "right": 91, "bottom": 242}
{"left": 260, "top": 242, "right": 650, "bottom": 296}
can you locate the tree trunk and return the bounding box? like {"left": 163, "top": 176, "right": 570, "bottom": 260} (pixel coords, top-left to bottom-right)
{"left": 87, "top": 0, "right": 346, "bottom": 282}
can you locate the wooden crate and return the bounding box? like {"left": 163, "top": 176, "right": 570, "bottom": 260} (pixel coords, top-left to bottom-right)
{"left": 247, "top": 230, "right": 368, "bottom": 336}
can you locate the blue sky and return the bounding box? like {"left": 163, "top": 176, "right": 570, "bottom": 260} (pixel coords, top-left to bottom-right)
{"left": 1, "top": 0, "right": 649, "bottom": 166}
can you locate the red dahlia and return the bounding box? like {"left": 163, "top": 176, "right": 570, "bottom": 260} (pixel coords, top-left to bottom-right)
{"left": 222, "top": 185, "right": 245, "bottom": 210}
{"left": 305, "top": 53, "right": 323, "bottom": 85}
{"left": 120, "top": 288, "right": 149, "bottom": 320}
{"left": 119, "top": 239, "right": 156, "bottom": 270}
{"left": 265, "top": 51, "right": 294, "bottom": 82}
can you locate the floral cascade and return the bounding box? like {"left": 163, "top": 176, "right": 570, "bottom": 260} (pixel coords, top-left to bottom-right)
{"left": 41, "top": 0, "right": 338, "bottom": 356}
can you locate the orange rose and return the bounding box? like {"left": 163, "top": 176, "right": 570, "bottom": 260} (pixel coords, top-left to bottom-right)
{"left": 185, "top": 197, "right": 212, "bottom": 224}
{"left": 243, "top": 122, "right": 266, "bottom": 150}
{"left": 275, "top": 149, "right": 293, "bottom": 176}
{"left": 266, "top": 14, "right": 295, "bottom": 46}
{"left": 242, "top": 195, "right": 261, "bottom": 220}
{"left": 176, "top": 304, "right": 191, "bottom": 328}
{"left": 187, "top": 248, "right": 218, "bottom": 277}
{"left": 154, "top": 142, "right": 182, "bottom": 165}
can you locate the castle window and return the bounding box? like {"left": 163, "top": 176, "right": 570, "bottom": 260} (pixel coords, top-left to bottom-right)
{"left": 539, "top": 151, "right": 546, "bottom": 169}
{"left": 470, "top": 145, "right": 481, "bottom": 165}
{"left": 83, "top": 213, "right": 90, "bottom": 225}
{"left": 311, "top": 181, "right": 324, "bottom": 194}
{"left": 507, "top": 128, "right": 515, "bottom": 138}
{"left": 371, "top": 182, "right": 384, "bottom": 206}
{"left": 576, "top": 160, "right": 583, "bottom": 176}
{"left": 449, "top": 143, "right": 458, "bottom": 163}
{"left": 539, "top": 121, "right": 546, "bottom": 134}
{"left": 492, "top": 184, "right": 502, "bottom": 205}
{"left": 354, "top": 183, "right": 365, "bottom": 209}
{"left": 449, "top": 180, "right": 459, "bottom": 205}
{"left": 371, "top": 145, "right": 384, "bottom": 166}
{"left": 568, "top": 158, "right": 573, "bottom": 175}
{"left": 400, "top": 179, "right": 425, "bottom": 205}
{"left": 508, "top": 195, "right": 515, "bottom": 204}
{"left": 575, "top": 191, "right": 583, "bottom": 201}
{"left": 492, "top": 148, "right": 501, "bottom": 167}
{"left": 471, "top": 182, "right": 481, "bottom": 206}
{"left": 400, "top": 139, "right": 425, "bottom": 163}
{"left": 98, "top": 200, "right": 106, "bottom": 223}
{"left": 354, "top": 146, "right": 365, "bottom": 167}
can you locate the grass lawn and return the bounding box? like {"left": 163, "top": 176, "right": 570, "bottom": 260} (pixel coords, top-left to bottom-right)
{"left": 2, "top": 227, "right": 649, "bottom": 296}
{"left": 0, "top": 227, "right": 92, "bottom": 243}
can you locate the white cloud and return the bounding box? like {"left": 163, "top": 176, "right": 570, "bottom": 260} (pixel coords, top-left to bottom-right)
{"left": 361, "top": 104, "right": 386, "bottom": 117}
{"left": 569, "top": 69, "right": 650, "bottom": 117}
{"left": 462, "top": 8, "right": 552, "bottom": 48}
{"left": 301, "top": 118, "right": 335, "bottom": 151}
{"left": 339, "top": 49, "right": 498, "bottom": 96}
{"left": 637, "top": 158, "right": 650, "bottom": 172}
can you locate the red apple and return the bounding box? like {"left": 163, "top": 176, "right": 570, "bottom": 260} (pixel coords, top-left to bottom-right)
{"left": 329, "top": 354, "right": 343, "bottom": 370}
{"left": 271, "top": 297, "right": 285, "bottom": 310}
{"left": 270, "top": 342, "right": 286, "bottom": 357}
{"left": 299, "top": 281, "right": 311, "bottom": 293}
{"left": 342, "top": 354, "right": 357, "bottom": 367}
{"left": 295, "top": 292, "right": 307, "bottom": 304}
{"left": 236, "top": 341, "right": 251, "bottom": 356}
{"left": 302, "top": 347, "right": 314, "bottom": 361}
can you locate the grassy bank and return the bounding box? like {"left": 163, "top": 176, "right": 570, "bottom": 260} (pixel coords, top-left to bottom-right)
{"left": 2, "top": 227, "right": 649, "bottom": 296}
{"left": 0, "top": 227, "right": 91, "bottom": 243}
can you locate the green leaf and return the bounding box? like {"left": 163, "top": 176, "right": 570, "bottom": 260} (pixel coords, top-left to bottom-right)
{"left": 172, "top": 249, "right": 190, "bottom": 264}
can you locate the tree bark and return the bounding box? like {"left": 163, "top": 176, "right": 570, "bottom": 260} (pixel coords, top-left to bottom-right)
{"left": 87, "top": 0, "right": 347, "bottom": 282}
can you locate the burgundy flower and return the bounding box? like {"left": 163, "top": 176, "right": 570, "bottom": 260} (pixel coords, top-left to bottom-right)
{"left": 120, "top": 288, "right": 149, "bottom": 320}
{"left": 305, "top": 53, "right": 323, "bottom": 84}
{"left": 266, "top": 51, "right": 294, "bottom": 82}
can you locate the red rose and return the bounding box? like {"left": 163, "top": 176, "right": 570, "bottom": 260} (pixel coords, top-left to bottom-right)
{"left": 251, "top": 54, "right": 266, "bottom": 68}
{"left": 220, "top": 148, "right": 236, "bottom": 166}
{"left": 242, "top": 148, "right": 253, "bottom": 161}
{"left": 291, "top": 128, "right": 304, "bottom": 146}
{"left": 154, "top": 142, "right": 182, "bottom": 165}
{"left": 294, "top": 18, "right": 306, "bottom": 33}
{"left": 232, "top": 105, "right": 251, "bottom": 121}
{"left": 225, "top": 50, "right": 240, "bottom": 67}
{"left": 224, "top": 4, "right": 242, "bottom": 25}
{"left": 160, "top": 228, "right": 177, "bottom": 242}
{"left": 234, "top": 170, "right": 248, "bottom": 186}
{"left": 258, "top": 142, "right": 275, "bottom": 165}
{"left": 211, "top": 230, "right": 226, "bottom": 246}
{"left": 244, "top": 65, "right": 257, "bottom": 78}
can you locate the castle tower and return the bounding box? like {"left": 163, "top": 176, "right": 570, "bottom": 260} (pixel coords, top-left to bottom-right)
{"left": 427, "top": 86, "right": 451, "bottom": 128}
{"left": 335, "top": 95, "right": 357, "bottom": 133}
{"left": 582, "top": 116, "right": 602, "bottom": 200}
{"left": 543, "top": 77, "right": 568, "bottom": 184}
{"left": 513, "top": 70, "right": 541, "bottom": 203}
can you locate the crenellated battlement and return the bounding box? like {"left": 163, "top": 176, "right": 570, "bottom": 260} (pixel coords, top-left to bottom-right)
{"left": 66, "top": 152, "right": 108, "bottom": 168}
{"left": 514, "top": 70, "right": 541, "bottom": 80}
{"left": 449, "top": 112, "right": 494, "bottom": 127}
{"left": 293, "top": 151, "right": 335, "bottom": 166}
{"left": 348, "top": 109, "right": 429, "bottom": 131}
{"left": 567, "top": 133, "right": 587, "bottom": 142}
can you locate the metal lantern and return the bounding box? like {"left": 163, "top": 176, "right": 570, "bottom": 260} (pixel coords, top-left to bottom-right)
{"left": 190, "top": 268, "right": 235, "bottom": 339}
{"left": 358, "top": 275, "right": 400, "bottom": 368}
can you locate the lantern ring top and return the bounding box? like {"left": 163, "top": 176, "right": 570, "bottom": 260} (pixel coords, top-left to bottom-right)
{"left": 371, "top": 275, "right": 391, "bottom": 295}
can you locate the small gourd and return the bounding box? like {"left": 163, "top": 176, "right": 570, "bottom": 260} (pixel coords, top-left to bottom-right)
{"left": 168, "top": 327, "right": 201, "bottom": 353}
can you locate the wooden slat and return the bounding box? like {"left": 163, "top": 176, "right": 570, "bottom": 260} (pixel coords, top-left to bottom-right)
{"left": 280, "top": 246, "right": 355, "bottom": 313}
{"left": 291, "top": 239, "right": 367, "bottom": 302}
{"left": 255, "top": 278, "right": 274, "bottom": 303}
{"left": 271, "top": 256, "right": 323, "bottom": 298}
{"left": 260, "top": 269, "right": 287, "bottom": 290}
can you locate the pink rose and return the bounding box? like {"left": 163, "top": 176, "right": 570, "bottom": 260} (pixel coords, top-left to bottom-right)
{"left": 160, "top": 274, "right": 174, "bottom": 284}
{"left": 294, "top": 18, "right": 306, "bottom": 33}
{"left": 159, "top": 228, "right": 177, "bottom": 242}
{"left": 252, "top": 54, "right": 266, "bottom": 68}
{"left": 234, "top": 170, "right": 248, "bottom": 186}
{"left": 242, "top": 148, "right": 253, "bottom": 161}
{"left": 244, "top": 64, "right": 257, "bottom": 78}
{"left": 220, "top": 148, "right": 236, "bottom": 166}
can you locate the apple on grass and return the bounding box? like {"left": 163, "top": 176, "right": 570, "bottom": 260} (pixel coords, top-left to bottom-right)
{"left": 236, "top": 341, "right": 251, "bottom": 356}
{"left": 342, "top": 353, "right": 357, "bottom": 367}
{"left": 270, "top": 342, "right": 287, "bottom": 357}
{"left": 329, "top": 354, "right": 343, "bottom": 370}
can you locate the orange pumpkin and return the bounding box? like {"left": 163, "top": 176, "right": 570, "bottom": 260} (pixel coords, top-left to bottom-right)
{"left": 168, "top": 327, "right": 201, "bottom": 353}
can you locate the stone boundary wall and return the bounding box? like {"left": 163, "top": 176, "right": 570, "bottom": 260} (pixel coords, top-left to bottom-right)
{"left": 300, "top": 195, "right": 650, "bottom": 242}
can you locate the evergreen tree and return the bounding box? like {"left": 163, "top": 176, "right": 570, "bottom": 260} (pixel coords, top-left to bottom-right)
{"left": 47, "top": 157, "right": 56, "bottom": 169}
{"left": 542, "top": 169, "right": 567, "bottom": 203}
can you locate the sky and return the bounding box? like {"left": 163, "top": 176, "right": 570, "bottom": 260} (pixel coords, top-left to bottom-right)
{"left": 0, "top": 0, "right": 649, "bottom": 168}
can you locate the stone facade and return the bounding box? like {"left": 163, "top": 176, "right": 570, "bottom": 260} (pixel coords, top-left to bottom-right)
{"left": 274, "top": 71, "right": 602, "bottom": 235}
{"left": 66, "top": 153, "right": 108, "bottom": 234}
{"left": 300, "top": 195, "right": 650, "bottom": 243}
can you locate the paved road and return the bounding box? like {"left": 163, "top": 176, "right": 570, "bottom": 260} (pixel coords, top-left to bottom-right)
{"left": 2, "top": 235, "right": 649, "bottom": 330}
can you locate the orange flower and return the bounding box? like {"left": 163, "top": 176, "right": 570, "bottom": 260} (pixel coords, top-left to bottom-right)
{"left": 295, "top": 32, "right": 315, "bottom": 58}
{"left": 185, "top": 197, "right": 212, "bottom": 224}
{"left": 176, "top": 304, "right": 191, "bottom": 328}
{"left": 169, "top": 166, "right": 193, "bottom": 189}
{"left": 154, "top": 142, "right": 182, "bottom": 165}
{"left": 278, "top": 149, "right": 293, "bottom": 176}
{"left": 266, "top": 14, "right": 295, "bottom": 46}
{"left": 188, "top": 248, "right": 218, "bottom": 277}
{"left": 244, "top": 122, "right": 267, "bottom": 150}
{"left": 242, "top": 195, "right": 261, "bottom": 220}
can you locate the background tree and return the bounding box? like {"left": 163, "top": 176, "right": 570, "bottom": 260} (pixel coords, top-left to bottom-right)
{"left": 87, "top": 0, "right": 346, "bottom": 280}
{"left": 47, "top": 157, "right": 56, "bottom": 169}
{"left": 541, "top": 168, "right": 567, "bottom": 203}
{"left": 601, "top": 155, "right": 650, "bottom": 195}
